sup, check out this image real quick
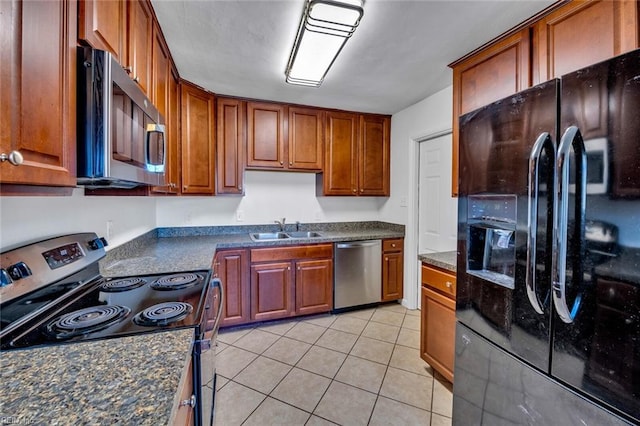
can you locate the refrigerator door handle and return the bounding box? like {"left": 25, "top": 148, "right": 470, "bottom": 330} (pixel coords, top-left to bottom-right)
{"left": 526, "top": 132, "right": 554, "bottom": 315}
{"left": 553, "top": 126, "right": 587, "bottom": 324}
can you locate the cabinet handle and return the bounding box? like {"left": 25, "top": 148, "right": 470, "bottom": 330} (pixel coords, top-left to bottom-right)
{"left": 391, "top": 243, "right": 396, "bottom": 248}
{"left": 238, "top": 185, "right": 242, "bottom": 190}
{"left": 133, "top": 76, "right": 140, "bottom": 83}
{"left": 352, "top": 188, "right": 357, "bottom": 193}
{"left": 0, "top": 150, "right": 24, "bottom": 166}
{"left": 289, "top": 162, "right": 293, "bottom": 166}
{"left": 287, "top": 266, "right": 291, "bottom": 271}
{"left": 297, "top": 266, "right": 300, "bottom": 271}
{"left": 359, "top": 189, "right": 364, "bottom": 193}
{"left": 280, "top": 161, "right": 284, "bottom": 165}
{"left": 124, "top": 66, "right": 132, "bottom": 74}
{"left": 183, "top": 186, "right": 188, "bottom": 191}
{"left": 385, "top": 257, "right": 389, "bottom": 261}
{"left": 180, "top": 395, "right": 196, "bottom": 408}
{"left": 445, "top": 281, "right": 452, "bottom": 288}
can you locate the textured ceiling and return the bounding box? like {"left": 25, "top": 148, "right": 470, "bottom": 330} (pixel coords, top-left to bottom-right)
{"left": 151, "top": 0, "right": 556, "bottom": 114}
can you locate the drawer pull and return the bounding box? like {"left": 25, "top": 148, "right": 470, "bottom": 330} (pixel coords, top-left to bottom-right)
{"left": 445, "top": 281, "right": 453, "bottom": 288}
{"left": 180, "top": 395, "right": 196, "bottom": 408}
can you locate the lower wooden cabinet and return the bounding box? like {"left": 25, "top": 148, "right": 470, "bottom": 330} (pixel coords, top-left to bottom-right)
{"left": 420, "top": 264, "right": 456, "bottom": 383}
{"left": 295, "top": 259, "right": 333, "bottom": 316}
{"left": 214, "top": 249, "right": 250, "bottom": 327}
{"left": 382, "top": 238, "right": 404, "bottom": 302}
{"left": 250, "top": 262, "right": 295, "bottom": 321}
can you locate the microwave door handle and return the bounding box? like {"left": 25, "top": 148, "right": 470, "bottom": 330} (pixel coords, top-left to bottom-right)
{"left": 145, "top": 123, "right": 166, "bottom": 173}
{"left": 526, "top": 132, "right": 553, "bottom": 315}
{"left": 553, "top": 126, "right": 586, "bottom": 324}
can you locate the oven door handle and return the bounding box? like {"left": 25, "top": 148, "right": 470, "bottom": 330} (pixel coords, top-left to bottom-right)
{"left": 201, "top": 278, "right": 224, "bottom": 351}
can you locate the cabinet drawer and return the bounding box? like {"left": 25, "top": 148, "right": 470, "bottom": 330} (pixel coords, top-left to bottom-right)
{"left": 382, "top": 238, "right": 403, "bottom": 253}
{"left": 421, "top": 264, "right": 456, "bottom": 299}
{"left": 251, "top": 244, "right": 333, "bottom": 263}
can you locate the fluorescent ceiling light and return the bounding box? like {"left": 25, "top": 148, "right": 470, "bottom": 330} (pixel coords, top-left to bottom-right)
{"left": 286, "top": 0, "right": 364, "bottom": 87}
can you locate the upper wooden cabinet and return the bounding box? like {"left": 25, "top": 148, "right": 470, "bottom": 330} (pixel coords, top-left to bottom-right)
{"left": 0, "top": 0, "right": 77, "bottom": 189}
{"left": 449, "top": 0, "right": 640, "bottom": 197}
{"left": 288, "top": 107, "right": 324, "bottom": 171}
{"left": 320, "top": 111, "right": 390, "bottom": 196}
{"left": 533, "top": 0, "right": 640, "bottom": 83}
{"left": 78, "top": 0, "right": 125, "bottom": 62}
{"left": 246, "top": 102, "right": 324, "bottom": 172}
{"left": 125, "top": 0, "right": 153, "bottom": 95}
{"left": 450, "top": 29, "right": 531, "bottom": 197}
{"left": 180, "top": 81, "right": 216, "bottom": 195}
{"left": 216, "top": 97, "right": 246, "bottom": 194}
{"left": 246, "top": 101, "right": 286, "bottom": 169}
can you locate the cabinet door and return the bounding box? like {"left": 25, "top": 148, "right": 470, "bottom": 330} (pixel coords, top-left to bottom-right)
{"left": 533, "top": 0, "right": 640, "bottom": 84}
{"left": 126, "top": 0, "right": 152, "bottom": 95}
{"left": 246, "top": 102, "right": 286, "bottom": 169}
{"left": 0, "top": 0, "right": 77, "bottom": 188}
{"left": 166, "top": 67, "right": 181, "bottom": 193}
{"left": 215, "top": 249, "right": 250, "bottom": 327}
{"left": 451, "top": 28, "right": 531, "bottom": 197}
{"left": 180, "top": 82, "right": 215, "bottom": 195}
{"left": 382, "top": 252, "right": 403, "bottom": 302}
{"left": 78, "top": 0, "right": 124, "bottom": 62}
{"left": 322, "top": 111, "right": 358, "bottom": 195}
{"left": 216, "top": 98, "right": 245, "bottom": 194}
{"left": 421, "top": 286, "right": 456, "bottom": 383}
{"left": 288, "top": 107, "right": 324, "bottom": 171}
{"left": 359, "top": 114, "right": 390, "bottom": 196}
{"left": 250, "top": 262, "right": 295, "bottom": 321}
{"left": 295, "top": 259, "right": 333, "bottom": 316}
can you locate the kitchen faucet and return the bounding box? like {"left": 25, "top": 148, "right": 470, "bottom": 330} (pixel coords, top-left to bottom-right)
{"left": 275, "top": 218, "right": 286, "bottom": 231}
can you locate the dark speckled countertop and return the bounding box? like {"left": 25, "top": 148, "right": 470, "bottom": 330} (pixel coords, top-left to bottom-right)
{"left": 2, "top": 221, "right": 404, "bottom": 424}
{"left": 0, "top": 329, "right": 193, "bottom": 425}
{"left": 418, "top": 251, "right": 457, "bottom": 273}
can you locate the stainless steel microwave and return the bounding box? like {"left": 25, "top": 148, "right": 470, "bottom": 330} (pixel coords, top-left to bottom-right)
{"left": 77, "top": 46, "right": 165, "bottom": 189}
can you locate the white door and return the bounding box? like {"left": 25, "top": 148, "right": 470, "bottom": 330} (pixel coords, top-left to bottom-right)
{"left": 418, "top": 133, "right": 458, "bottom": 253}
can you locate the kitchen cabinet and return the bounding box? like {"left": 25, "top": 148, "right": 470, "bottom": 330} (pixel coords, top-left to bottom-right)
{"left": 246, "top": 101, "right": 286, "bottom": 169}
{"left": 532, "top": 0, "right": 640, "bottom": 84}
{"left": 420, "top": 263, "right": 456, "bottom": 383}
{"left": 382, "top": 238, "right": 404, "bottom": 302}
{"left": 246, "top": 102, "right": 324, "bottom": 172}
{"left": 250, "top": 244, "right": 333, "bottom": 322}
{"left": 152, "top": 65, "right": 181, "bottom": 194}
{"left": 288, "top": 106, "right": 324, "bottom": 171}
{"left": 180, "top": 81, "right": 216, "bottom": 195}
{"left": 449, "top": 0, "right": 640, "bottom": 197}
{"left": 214, "top": 249, "right": 250, "bottom": 327}
{"left": 78, "top": 0, "right": 125, "bottom": 62}
{"left": 171, "top": 356, "right": 194, "bottom": 425}
{"left": 450, "top": 29, "right": 531, "bottom": 197}
{"left": 0, "top": 0, "right": 77, "bottom": 190}
{"left": 125, "top": 0, "right": 153, "bottom": 96}
{"left": 320, "top": 111, "right": 391, "bottom": 196}
{"left": 216, "top": 97, "right": 246, "bottom": 195}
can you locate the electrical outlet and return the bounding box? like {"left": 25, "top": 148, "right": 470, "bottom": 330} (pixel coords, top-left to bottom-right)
{"left": 400, "top": 197, "right": 407, "bottom": 207}
{"left": 185, "top": 212, "right": 193, "bottom": 225}
{"left": 106, "top": 220, "right": 114, "bottom": 240}
{"left": 236, "top": 210, "right": 244, "bottom": 222}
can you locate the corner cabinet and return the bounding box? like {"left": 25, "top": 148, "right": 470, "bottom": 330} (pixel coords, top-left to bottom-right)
{"left": 78, "top": 0, "right": 125, "bottom": 62}
{"left": 420, "top": 263, "right": 456, "bottom": 383}
{"left": 180, "top": 81, "right": 216, "bottom": 195}
{"left": 382, "top": 238, "right": 404, "bottom": 302}
{"left": 0, "top": 0, "right": 77, "bottom": 190}
{"left": 216, "top": 97, "right": 246, "bottom": 195}
{"left": 319, "top": 111, "right": 390, "bottom": 196}
{"left": 214, "top": 249, "right": 250, "bottom": 327}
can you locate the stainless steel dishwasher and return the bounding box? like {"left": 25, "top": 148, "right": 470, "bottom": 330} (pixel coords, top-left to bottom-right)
{"left": 334, "top": 240, "right": 382, "bottom": 310}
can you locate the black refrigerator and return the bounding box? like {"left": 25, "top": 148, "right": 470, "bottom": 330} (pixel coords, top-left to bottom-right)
{"left": 453, "top": 48, "right": 640, "bottom": 425}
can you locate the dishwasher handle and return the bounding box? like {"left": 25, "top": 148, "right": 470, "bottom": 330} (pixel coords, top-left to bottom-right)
{"left": 336, "top": 240, "right": 381, "bottom": 249}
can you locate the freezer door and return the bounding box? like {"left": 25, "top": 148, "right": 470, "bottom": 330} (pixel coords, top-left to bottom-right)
{"left": 552, "top": 48, "right": 640, "bottom": 423}
{"left": 453, "top": 323, "right": 632, "bottom": 426}
{"left": 457, "top": 79, "right": 558, "bottom": 372}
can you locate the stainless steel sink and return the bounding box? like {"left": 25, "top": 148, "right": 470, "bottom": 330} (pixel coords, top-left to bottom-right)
{"left": 250, "top": 232, "right": 290, "bottom": 241}
{"left": 286, "top": 231, "right": 323, "bottom": 239}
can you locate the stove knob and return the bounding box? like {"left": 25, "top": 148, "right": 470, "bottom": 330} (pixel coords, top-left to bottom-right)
{"left": 0, "top": 269, "right": 12, "bottom": 287}
{"left": 7, "top": 261, "right": 32, "bottom": 281}
{"left": 88, "top": 237, "right": 108, "bottom": 250}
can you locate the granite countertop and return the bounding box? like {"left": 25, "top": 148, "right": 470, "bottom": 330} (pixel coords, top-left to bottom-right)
{"left": 0, "top": 329, "right": 193, "bottom": 425}
{"left": 418, "top": 250, "right": 457, "bottom": 273}
{"left": 102, "top": 221, "right": 405, "bottom": 277}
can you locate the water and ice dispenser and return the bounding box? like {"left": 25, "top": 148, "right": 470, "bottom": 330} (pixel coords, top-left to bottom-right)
{"left": 466, "top": 195, "right": 517, "bottom": 289}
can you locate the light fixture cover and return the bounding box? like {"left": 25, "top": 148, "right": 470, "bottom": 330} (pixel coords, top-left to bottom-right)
{"left": 285, "top": 0, "right": 364, "bottom": 87}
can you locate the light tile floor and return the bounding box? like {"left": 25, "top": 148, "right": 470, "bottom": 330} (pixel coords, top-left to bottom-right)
{"left": 214, "top": 303, "right": 453, "bottom": 426}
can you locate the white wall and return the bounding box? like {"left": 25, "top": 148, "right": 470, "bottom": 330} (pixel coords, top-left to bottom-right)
{"left": 156, "top": 170, "right": 386, "bottom": 227}
{"left": 0, "top": 189, "right": 156, "bottom": 250}
{"left": 385, "top": 85, "right": 455, "bottom": 309}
